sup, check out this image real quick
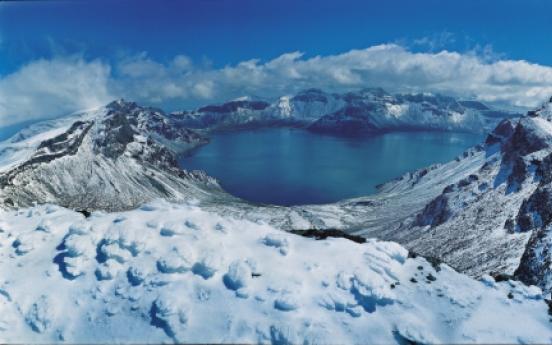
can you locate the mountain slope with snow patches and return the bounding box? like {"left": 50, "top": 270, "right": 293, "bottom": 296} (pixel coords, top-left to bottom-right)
{"left": 324, "top": 98, "right": 552, "bottom": 294}
{"left": 0, "top": 100, "right": 226, "bottom": 212}
{"left": 169, "top": 88, "right": 520, "bottom": 134}
{"left": 0, "top": 200, "right": 550, "bottom": 344}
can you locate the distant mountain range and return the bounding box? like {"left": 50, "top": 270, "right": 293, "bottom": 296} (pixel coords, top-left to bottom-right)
{"left": 169, "top": 88, "right": 521, "bottom": 134}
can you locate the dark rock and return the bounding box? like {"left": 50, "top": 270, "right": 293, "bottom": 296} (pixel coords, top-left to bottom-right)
{"left": 288, "top": 228, "right": 366, "bottom": 244}
{"left": 443, "top": 184, "right": 456, "bottom": 193}
{"left": 414, "top": 193, "right": 452, "bottom": 228}
{"left": 97, "top": 112, "right": 136, "bottom": 158}
{"left": 75, "top": 209, "right": 91, "bottom": 218}
{"left": 485, "top": 119, "right": 515, "bottom": 146}
{"left": 197, "top": 100, "right": 270, "bottom": 114}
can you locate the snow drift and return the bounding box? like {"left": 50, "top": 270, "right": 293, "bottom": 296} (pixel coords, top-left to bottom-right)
{"left": 0, "top": 200, "right": 550, "bottom": 344}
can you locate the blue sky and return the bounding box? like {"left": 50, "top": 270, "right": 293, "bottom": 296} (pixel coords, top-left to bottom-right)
{"left": 1, "top": 0, "right": 552, "bottom": 139}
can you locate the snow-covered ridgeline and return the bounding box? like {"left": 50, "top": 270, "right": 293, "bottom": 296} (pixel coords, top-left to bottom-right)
{"left": 0, "top": 101, "right": 221, "bottom": 212}
{"left": 0, "top": 200, "right": 550, "bottom": 344}
{"left": 169, "top": 88, "right": 520, "bottom": 134}
{"left": 0, "top": 107, "right": 109, "bottom": 174}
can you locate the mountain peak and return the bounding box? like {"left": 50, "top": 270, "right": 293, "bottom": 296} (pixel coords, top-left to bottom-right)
{"left": 106, "top": 99, "right": 138, "bottom": 113}
{"left": 0, "top": 100, "right": 216, "bottom": 212}
{"left": 527, "top": 97, "right": 552, "bottom": 121}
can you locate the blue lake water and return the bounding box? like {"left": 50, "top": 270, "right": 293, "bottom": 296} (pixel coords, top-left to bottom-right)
{"left": 178, "top": 129, "right": 485, "bottom": 206}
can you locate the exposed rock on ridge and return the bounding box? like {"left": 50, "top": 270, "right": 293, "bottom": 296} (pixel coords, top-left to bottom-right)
{"left": 0, "top": 101, "right": 225, "bottom": 212}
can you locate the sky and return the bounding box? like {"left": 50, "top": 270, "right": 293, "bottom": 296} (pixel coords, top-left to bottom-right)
{"left": 1, "top": 0, "right": 552, "bottom": 139}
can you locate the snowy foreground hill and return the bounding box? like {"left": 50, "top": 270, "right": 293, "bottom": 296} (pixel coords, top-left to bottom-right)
{"left": 1, "top": 200, "right": 551, "bottom": 344}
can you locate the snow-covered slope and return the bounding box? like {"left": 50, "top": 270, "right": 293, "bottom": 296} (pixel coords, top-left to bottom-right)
{"left": 0, "top": 100, "right": 227, "bottom": 212}
{"left": 0, "top": 95, "right": 548, "bottom": 300}
{"left": 322, "top": 97, "right": 552, "bottom": 294}
{"left": 0, "top": 200, "right": 551, "bottom": 344}
{"left": 169, "top": 88, "right": 520, "bottom": 134}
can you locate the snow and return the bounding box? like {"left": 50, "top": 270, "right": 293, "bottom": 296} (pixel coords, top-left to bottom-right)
{"left": 530, "top": 117, "right": 552, "bottom": 137}
{"left": 0, "top": 106, "right": 112, "bottom": 174}
{"left": 0, "top": 127, "right": 70, "bottom": 173}
{"left": 0, "top": 200, "right": 551, "bottom": 344}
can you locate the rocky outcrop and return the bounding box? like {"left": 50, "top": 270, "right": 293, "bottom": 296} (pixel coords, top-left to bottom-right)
{"left": 306, "top": 105, "right": 381, "bottom": 134}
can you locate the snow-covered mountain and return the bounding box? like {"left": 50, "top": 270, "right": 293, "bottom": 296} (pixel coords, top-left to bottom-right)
{"left": 169, "top": 89, "right": 348, "bottom": 131}
{"left": 308, "top": 91, "right": 521, "bottom": 134}
{"left": 305, "top": 97, "right": 552, "bottom": 294}
{"left": 0, "top": 200, "right": 550, "bottom": 344}
{"left": 0, "top": 100, "right": 226, "bottom": 212}
{"left": 169, "top": 88, "right": 520, "bottom": 134}
{"left": 0, "top": 90, "right": 516, "bottom": 216}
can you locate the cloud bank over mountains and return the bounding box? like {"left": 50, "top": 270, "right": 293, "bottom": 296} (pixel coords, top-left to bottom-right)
{"left": 2, "top": 44, "right": 552, "bottom": 127}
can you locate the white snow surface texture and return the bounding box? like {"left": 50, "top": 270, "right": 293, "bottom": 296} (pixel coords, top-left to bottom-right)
{"left": 0, "top": 200, "right": 550, "bottom": 344}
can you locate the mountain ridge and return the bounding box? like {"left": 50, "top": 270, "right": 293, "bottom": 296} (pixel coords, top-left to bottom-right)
{"left": 168, "top": 88, "right": 521, "bottom": 134}
{"left": 0, "top": 101, "right": 227, "bottom": 212}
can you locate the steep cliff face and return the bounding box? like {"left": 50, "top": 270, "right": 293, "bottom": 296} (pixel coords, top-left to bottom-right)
{"left": 0, "top": 101, "right": 225, "bottom": 212}
{"left": 510, "top": 102, "right": 552, "bottom": 291}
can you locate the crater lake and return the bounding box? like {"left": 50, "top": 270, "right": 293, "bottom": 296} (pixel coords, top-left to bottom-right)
{"left": 178, "top": 129, "right": 485, "bottom": 206}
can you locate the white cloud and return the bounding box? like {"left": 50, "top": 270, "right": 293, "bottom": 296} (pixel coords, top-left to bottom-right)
{"left": 414, "top": 31, "right": 455, "bottom": 52}
{"left": 0, "top": 56, "right": 113, "bottom": 127}
{"left": 3, "top": 44, "right": 552, "bottom": 127}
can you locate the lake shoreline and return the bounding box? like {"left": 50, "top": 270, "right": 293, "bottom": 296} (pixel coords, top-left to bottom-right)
{"left": 178, "top": 128, "right": 486, "bottom": 206}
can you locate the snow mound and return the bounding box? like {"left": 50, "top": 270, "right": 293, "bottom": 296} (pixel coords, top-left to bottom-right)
{"left": 395, "top": 323, "right": 439, "bottom": 345}
{"left": 153, "top": 295, "right": 189, "bottom": 340}
{"left": 25, "top": 296, "right": 56, "bottom": 333}
{"left": 0, "top": 202, "right": 551, "bottom": 344}
{"left": 157, "top": 247, "right": 194, "bottom": 274}
{"left": 262, "top": 233, "right": 291, "bottom": 255}
{"left": 223, "top": 261, "right": 252, "bottom": 290}
{"left": 36, "top": 219, "right": 53, "bottom": 233}
{"left": 14, "top": 232, "right": 43, "bottom": 255}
